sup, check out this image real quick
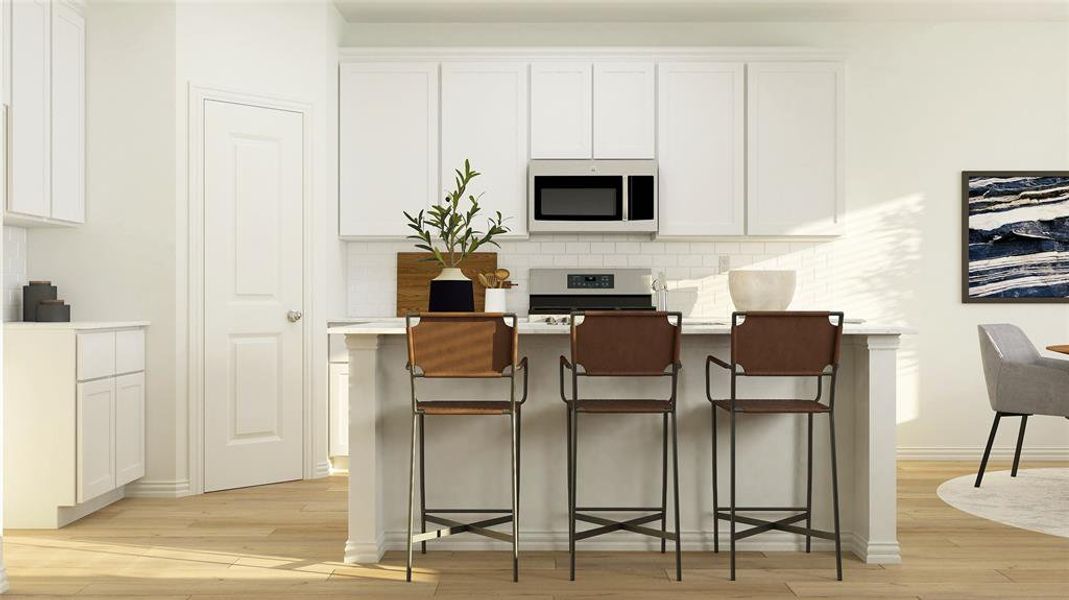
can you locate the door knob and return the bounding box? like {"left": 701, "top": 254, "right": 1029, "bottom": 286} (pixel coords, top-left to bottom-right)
{"left": 287, "top": 310, "right": 303, "bottom": 323}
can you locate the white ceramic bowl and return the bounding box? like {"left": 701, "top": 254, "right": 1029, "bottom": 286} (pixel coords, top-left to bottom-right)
{"left": 728, "top": 270, "right": 797, "bottom": 311}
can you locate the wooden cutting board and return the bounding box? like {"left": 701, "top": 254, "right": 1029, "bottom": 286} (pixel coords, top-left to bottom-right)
{"left": 396, "top": 252, "right": 498, "bottom": 316}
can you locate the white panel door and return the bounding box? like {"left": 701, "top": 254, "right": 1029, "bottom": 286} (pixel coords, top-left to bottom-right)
{"left": 441, "top": 62, "right": 529, "bottom": 236}
{"left": 339, "top": 62, "right": 438, "bottom": 237}
{"left": 593, "top": 62, "right": 655, "bottom": 159}
{"left": 9, "top": 0, "right": 51, "bottom": 218}
{"left": 77, "top": 377, "right": 116, "bottom": 503}
{"left": 530, "top": 62, "right": 592, "bottom": 159}
{"left": 50, "top": 1, "right": 85, "bottom": 223}
{"left": 657, "top": 62, "right": 745, "bottom": 236}
{"left": 203, "top": 100, "right": 304, "bottom": 492}
{"left": 115, "top": 372, "right": 146, "bottom": 487}
{"left": 747, "top": 62, "right": 844, "bottom": 235}
{"left": 328, "top": 362, "right": 349, "bottom": 457}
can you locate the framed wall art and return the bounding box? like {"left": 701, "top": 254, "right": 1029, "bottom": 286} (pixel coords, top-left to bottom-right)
{"left": 963, "top": 171, "right": 1069, "bottom": 303}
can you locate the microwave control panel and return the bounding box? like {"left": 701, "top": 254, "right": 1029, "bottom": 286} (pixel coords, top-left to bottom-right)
{"left": 567, "top": 274, "right": 614, "bottom": 289}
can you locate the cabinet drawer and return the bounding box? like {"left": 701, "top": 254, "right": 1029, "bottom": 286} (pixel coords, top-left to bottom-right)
{"left": 115, "top": 329, "right": 145, "bottom": 374}
{"left": 77, "top": 332, "right": 116, "bottom": 381}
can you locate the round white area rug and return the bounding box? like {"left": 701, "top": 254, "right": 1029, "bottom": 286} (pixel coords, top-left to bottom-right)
{"left": 936, "top": 468, "right": 1069, "bottom": 538}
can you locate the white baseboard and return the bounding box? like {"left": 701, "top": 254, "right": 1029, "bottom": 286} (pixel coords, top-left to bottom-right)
{"left": 897, "top": 446, "right": 1069, "bottom": 461}
{"left": 360, "top": 530, "right": 897, "bottom": 564}
{"left": 124, "top": 479, "right": 192, "bottom": 498}
{"left": 0, "top": 565, "right": 9, "bottom": 593}
{"left": 344, "top": 534, "right": 387, "bottom": 564}
{"left": 313, "top": 460, "right": 332, "bottom": 478}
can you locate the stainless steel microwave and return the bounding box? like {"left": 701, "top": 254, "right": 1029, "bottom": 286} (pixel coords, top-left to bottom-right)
{"left": 528, "top": 159, "right": 657, "bottom": 233}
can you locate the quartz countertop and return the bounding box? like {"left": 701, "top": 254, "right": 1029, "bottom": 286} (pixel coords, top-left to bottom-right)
{"left": 327, "top": 317, "right": 910, "bottom": 336}
{"left": 4, "top": 321, "right": 151, "bottom": 331}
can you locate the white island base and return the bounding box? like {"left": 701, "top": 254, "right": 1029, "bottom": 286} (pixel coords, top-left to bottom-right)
{"left": 331, "top": 320, "right": 904, "bottom": 566}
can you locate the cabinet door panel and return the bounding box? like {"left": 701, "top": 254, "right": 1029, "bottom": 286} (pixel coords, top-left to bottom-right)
{"left": 77, "top": 378, "right": 116, "bottom": 503}
{"left": 9, "top": 0, "right": 51, "bottom": 218}
{"left": 747, "top": 62, "right": 844, "bottom": 235}
{"left": 50, "top": 1, "right": 86, "bottom": 223}
{"left": 340, "top": 62, "right": 438, "bottom": 237}
{"left": 657, "top": 62, "right": 745, "bottom": 236}
{"left": 441, "top": 62, "right": 528, "bottom": 236}
{"left": 530, "top": 62, "right": 592, "bottom": 159}
{"left": 328, "top": 362, "right": 349, "bottom": 457}
{"left": 115, "top": 372, "right": 145, "bottom": 487}
{"left": 593, "top": 62, "right": 655, "bottom": 159}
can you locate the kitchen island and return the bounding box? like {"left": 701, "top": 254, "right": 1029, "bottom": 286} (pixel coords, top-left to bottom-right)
{"left": 329, "top": 319, "right": 907, "bottom": 566}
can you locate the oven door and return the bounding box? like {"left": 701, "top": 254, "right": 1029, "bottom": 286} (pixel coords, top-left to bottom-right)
{"left": 533, "top": 175, "right": 623, "bottom": 222}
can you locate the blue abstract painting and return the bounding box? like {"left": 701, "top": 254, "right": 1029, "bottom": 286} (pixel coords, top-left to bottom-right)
{"left": 965, "top": 172, "right": 1069, "bottom": 302}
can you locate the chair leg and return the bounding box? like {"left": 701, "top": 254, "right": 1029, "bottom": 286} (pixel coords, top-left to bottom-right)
{"left": 1012, "top": 415, "right": 1029, "bottom": 478}
{"left": 406, "top": 412, "right": 418, "bottom": 583}
{"left": 729, "top": 409, "right": 737, "bottom": 581}
{"left": 805, "top": 413, "right": 813, "bottom": 554}
{"left": 418, "top": 413, "right": 426, "bottom": 554}
{"left": 569, "top": 408, "right": 579, "bottom": 581}
{"left": 660, "top": 413, "right": 668, "bottom": 554}
{"left": 511, "top": 410, "right": 519, "bottom": 582}
{"left": 975, "top": 413, "right": 1002, "bottom": 488}
{"left": 671, "top": 410, "right": 682, "bottom": 582}
{"left": 829, "top": 412, "right": 843, "bottom": 581}
{"left": 712, "top": 407, "right": 719, "bottom": 554}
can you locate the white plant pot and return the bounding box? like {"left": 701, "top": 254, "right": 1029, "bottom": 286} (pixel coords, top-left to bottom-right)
{"left": 728, "top": 270, "right": 797, "bottom": 311}
{"left": 484, "top": 288, "right": 507, "bottom": 313}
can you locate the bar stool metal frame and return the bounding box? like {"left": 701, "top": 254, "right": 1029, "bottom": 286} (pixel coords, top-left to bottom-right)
{"left": 559, "top": 310, "right": 684, "bottom": 582}
{"left": 404, "top": 313, "right": 529, "bottom": 583}
{"left": 706, "top": 311, "right": 845, "bottom": 581}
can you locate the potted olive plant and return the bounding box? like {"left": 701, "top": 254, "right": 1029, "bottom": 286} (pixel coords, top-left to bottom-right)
{"left": 404, "top": 159, "right": 509, "bottom": 311}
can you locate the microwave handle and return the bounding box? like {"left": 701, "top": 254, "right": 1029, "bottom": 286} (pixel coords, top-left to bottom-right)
{"left": 622, "top": 176, "right": 629, "bottom": 222}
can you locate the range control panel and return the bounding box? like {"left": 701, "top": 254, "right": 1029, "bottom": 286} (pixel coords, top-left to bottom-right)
{"left": 567, "top": 273, "right": 614, "bottom": 289}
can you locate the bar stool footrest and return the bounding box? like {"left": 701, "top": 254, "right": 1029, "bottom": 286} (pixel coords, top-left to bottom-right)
{"left": 574, "top": 510, "right": 675, "bottom": 542}
{"left": 415, "top": 513, "right": 515, "bottom": 544}
{"left": 715, "top": 510, "right": 835, "bottom": 541}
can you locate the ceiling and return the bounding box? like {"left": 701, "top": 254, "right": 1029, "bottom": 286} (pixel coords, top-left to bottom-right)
{"left": 333, "top": 0, "right": 1069, "bottom": 23}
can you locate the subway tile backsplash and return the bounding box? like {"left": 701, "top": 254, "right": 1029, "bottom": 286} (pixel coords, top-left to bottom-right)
{"left": 347, "top": 234, "right": 837, "bottom": 318}
{"left": 3, "top": 226, "right": 28, "bottom": 322}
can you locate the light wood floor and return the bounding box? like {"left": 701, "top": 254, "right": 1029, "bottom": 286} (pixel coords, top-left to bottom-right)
{"left": 3, "top": 461, "right": 1067, "bottom": 599}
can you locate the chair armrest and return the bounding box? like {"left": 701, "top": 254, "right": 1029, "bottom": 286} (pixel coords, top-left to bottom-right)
{"left": 705, "top": 355, "right": 730, "bottom": 403}
{"left": 997, "top": 361, "right": 1069, "bottom": 418}
{"left": 559, "top": 355, "right": 574, "bottom": 403}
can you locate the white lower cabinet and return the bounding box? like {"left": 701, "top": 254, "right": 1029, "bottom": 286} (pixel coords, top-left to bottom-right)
{"left": 3, "top": 323, "right": 149, "bottom": 528}
{"left": 77, "top": 377, "right": 116, "bottom": 503}
{"left": 328, "top": 361, "right": 349, "bottom": 458}
{"left": 115, "top": 372, "right": 147, "bottom": 487}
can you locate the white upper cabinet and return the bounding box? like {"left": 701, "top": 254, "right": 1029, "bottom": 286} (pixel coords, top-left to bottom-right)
{"left": 656, "top": 62, "right": 745, "bottom": 236}
{"left": 593, "top": 62, "right": 655, "bottom": 159}
{"left": 530, "top": 62, "right": 592, "bottom": 159}
{"left": 9, "top": 0, "right": 52, "bottom": 219}
{"left": 339, "top": 62, "right": 439, "bottom": 238}
{"left": 440, "top": 62, "right": 529, "bottom": 236}
{"left": 6, "top": 0, "right": 86, "bottom": 227}
{"left": 746, "top": 62, "right": 844, "bottom": 235}
{"left": 49, "top": 0, "right": 86, "bottom": 224}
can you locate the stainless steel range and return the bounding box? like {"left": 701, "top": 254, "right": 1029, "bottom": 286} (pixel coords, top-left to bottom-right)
{"left": 527, "top": 268, "right": 655, "bottom": 324}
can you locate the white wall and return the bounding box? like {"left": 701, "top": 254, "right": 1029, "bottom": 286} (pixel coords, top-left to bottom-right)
{"left": 27, "top": 0, "right": 181, "bottom": 490}
{"left": 174, "top": 0, "right": 346, "bottom": 488}
{"left": 2, "top": 226, "right": 26, "bottom": 322}
{"left": 342, "top": 20, "right": 1069, "bottom": 457}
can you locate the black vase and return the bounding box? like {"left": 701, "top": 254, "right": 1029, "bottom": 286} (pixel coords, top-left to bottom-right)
{"left": 427, "top": 268, "right": 474, "bottom": 312}
{"left": 23, "top": 280, "right": 58, "bottom": 322}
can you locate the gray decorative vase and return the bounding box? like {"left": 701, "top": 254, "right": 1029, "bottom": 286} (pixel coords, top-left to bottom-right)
{"left": 36, "top": 299, "right": 71, "bottom": 322}
{"left": 22, "top": 280, "right": 57, "bottom": 322}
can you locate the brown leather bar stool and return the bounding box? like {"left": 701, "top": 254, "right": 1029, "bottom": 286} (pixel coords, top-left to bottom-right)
{"left": 559, "top": 310, "right": 684, "bottom": 581}
{"left": 404, "top": 313, "right": 529, "bottom": 582}
{"left": 705, "top": 311, "right": 845, "bottom": 581}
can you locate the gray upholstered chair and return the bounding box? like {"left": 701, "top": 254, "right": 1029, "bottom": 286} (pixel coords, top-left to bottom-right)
{"left": 976, "top": 324, "right": 1069, "bottom": 487}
